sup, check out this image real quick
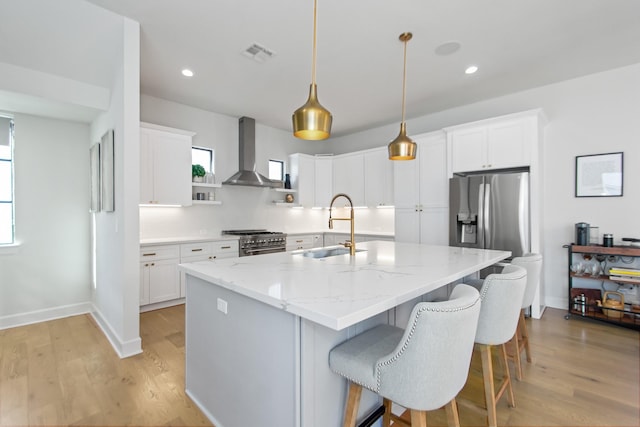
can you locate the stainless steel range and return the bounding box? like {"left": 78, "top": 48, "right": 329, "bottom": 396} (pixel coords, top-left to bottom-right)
{"left": 222, "top": 229, "right": 287, "bottom": 257}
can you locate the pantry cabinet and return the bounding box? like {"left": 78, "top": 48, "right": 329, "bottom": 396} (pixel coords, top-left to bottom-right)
{"left": 394, "top": 131, "right": 448, "bottom": 245}
{"left": 140, "top": 122, "right": 194, "bottom": 206}
{"left": 364, "top": 147, "right": 394, "bottom": 207}
{"left": 445, "top": 110, "right": 541, "bottom": 174}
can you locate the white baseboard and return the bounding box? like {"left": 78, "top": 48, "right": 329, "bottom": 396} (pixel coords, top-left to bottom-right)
{"left": 545, "top": 297, "right": 567, "bottom": 311}
{"left": 0, "top": 302, "right": 92, "bottom": 330}
{"left": 90, "top": 304, "right": 142, "bottom": 359}
{"left": 140, "top": 298, "right": 185, "bottom": 313}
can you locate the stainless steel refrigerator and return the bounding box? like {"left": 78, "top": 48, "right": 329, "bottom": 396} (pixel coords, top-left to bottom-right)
{"left": 449, "top": 171, "right": 530, "bottom": 259}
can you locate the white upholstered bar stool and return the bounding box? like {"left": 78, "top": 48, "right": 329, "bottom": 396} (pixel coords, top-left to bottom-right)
{"left": 466, "top": 254, "right": 542, "bottom": 380}
{"left": 461, "top": 264, "right": 527, "bottom": 427}
{"left": 328, "top": 284, "right": 482, "bottom": 427}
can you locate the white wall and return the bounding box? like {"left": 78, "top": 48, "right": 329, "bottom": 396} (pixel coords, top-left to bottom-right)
{"left": 139, "top": 95, "right": 394, "bottom": 239}
{"left": 328, "top": 63, "right": 640, "bottom": 311}
{"left": 0, "top": 114, "right": 92, "bottom": 328}
{"left": 90, "top": 17, "right": 141, "bottom": 358}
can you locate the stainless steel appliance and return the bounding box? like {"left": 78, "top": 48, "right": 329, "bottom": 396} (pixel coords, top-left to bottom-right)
{"left": 222, "top": 229, "right": 287, "bottom": 257}
{"left": 449, "top": 170, "right": 530, "bottom": 259}
{"left": 575, "top": 222, "right": 590, "bottom": 245}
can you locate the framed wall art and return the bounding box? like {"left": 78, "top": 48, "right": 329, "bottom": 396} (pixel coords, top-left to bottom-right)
{"left": 575, "top": 152, "right": 623, "bottom": 197}
{"left": 90, "top": 142, "right": 100, "bottom": 212}
{"left": 101, "top": 129, "right": 115, "bottom": 211}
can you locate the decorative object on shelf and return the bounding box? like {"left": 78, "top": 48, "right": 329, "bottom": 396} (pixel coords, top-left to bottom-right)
{"left": 284, "top": 173, "right": 291, "bottom": 189}
{"left": 388, "top": 32, "right": 416, "bottom": 161}
{"left": 575, "top": 222, "right": 590, "bottom": 245}
{"left": 292, "top": 0, "right": 332, "bottom": 140}
{"left": 603, "top": 233, "right": 614, "bottom": 247}
{"left": 285, "top": 193, "right": 294, "bottom": 203}
{"left": 596, "top": 291, "right": 625, "bottom": 319}
{"left": 205, "top": 172, "right": 215, "bottom": 184}
{"left": 575, "top": 152, "right": 623, "bottom": 197}
{"left": 101, "top": 129, "right": 115, "bottom": 212}
{"left": 192, "top": 164, "right": 206, "bottom": 182}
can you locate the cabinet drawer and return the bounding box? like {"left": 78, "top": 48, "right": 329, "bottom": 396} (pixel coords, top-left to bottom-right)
{"left": 211, "top": 240, "right": 239, "bottom": 257}
{"left": 140, "top": 245, "right": 180, "bottom": 261}
{"left": 180, "top": 242, "right": 212, "bottom": 258}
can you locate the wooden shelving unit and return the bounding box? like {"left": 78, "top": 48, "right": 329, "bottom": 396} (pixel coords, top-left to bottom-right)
{"left": 566, "top": 244, "right": 640, "bottom": 330}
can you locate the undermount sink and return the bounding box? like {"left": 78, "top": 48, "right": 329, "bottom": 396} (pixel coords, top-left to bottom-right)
{"left": 296, "top": 247, "right": 366, "bottom": 259}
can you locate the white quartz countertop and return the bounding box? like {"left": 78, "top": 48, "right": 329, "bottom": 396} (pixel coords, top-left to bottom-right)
{"left": 180, "top": 241, "right": 510, "bottom": 330}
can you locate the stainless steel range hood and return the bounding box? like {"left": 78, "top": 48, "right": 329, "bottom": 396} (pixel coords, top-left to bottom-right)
{"left": 223, "top": 117, "right": 281, "bottom": 188}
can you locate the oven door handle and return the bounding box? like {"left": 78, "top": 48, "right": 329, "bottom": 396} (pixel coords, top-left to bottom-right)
{"left": 243, "top": 247, "right": 286, "bottom": 255}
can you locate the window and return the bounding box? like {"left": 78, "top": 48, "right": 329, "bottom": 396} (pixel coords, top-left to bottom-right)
{"left": 0, "top": 117, "right": 14, "bottom": 245}
{"left": 269, "top": 159, "right": 284, "bottom": 181}
{"left": 192, "top": 146, "right": 214, "bottom": 173}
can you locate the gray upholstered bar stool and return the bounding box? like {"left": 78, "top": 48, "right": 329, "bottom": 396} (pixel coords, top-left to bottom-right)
{"left": 466, "top": 253, "right": 542, "bottom": 380}
{"left": 328, "top": 284, "right": 482, "bottom": 427}
{"left": 460, "top": 264, "right": 527, "bottom": 427}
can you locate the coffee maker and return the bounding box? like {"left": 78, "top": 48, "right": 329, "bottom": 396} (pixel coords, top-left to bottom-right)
{"left": 575, "top": 222, "right": 590, "bottom": 245}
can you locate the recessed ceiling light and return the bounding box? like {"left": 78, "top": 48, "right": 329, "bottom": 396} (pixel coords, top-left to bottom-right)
{"left": 465, "top": 65, "right": 478, "bottom": 75}
{"left": 434, "top": 41, "right": 461, "bottom": 56}
{"left": 181, "top": 69, "right": 194, "bottom": 77}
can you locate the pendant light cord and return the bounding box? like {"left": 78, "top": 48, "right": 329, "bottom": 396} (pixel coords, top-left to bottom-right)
{"left": 311, "top": 0, "right": 318, "bottom": 85}
{"left": 401, "top": 38, "right": 408, "bottom": 124}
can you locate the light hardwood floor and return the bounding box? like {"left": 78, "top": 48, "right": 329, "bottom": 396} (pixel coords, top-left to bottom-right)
{"left": 1, "top": 306, "right": 638, "bottom": 426}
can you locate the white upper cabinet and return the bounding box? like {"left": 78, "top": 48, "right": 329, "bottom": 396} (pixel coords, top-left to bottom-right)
{"left": 333, "top": 153, "right": 365, "bottom": 206}
{"left": 314, "top": 156, "right": 333, "bottom": 207}
{"left": 140, "top": 122, "right": 194, "bottom": 206}
{"left": 364, "top": 147, "right": 394, "bottom": 207}
{"left": 446, "top": 111, "right": 539, "bottom": 174}
{"left": 289, "top": 153, "right": 315, "bottom": 208}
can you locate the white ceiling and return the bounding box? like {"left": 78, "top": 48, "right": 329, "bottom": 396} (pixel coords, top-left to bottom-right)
{"left": 2, "top": 0, "right": 640, "bottom": 136}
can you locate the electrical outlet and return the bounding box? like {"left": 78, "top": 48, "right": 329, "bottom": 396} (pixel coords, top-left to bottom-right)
{"left": 217, "top": 298, "right": 228, "bottom": 314}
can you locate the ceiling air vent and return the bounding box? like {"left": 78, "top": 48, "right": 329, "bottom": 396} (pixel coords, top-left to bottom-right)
{"left": 242, "top": 43, "right": 276, "bottom": 63}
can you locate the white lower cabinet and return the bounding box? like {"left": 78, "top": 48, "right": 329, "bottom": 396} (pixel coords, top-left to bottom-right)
{"left": 141, "top": 240, "right": 238, "bottom": 308}
{"left": 286, "top": 234, "right": 323, "bottom": 251}
{"left": 140, "top": 245, "right": 180, "bottom": 306}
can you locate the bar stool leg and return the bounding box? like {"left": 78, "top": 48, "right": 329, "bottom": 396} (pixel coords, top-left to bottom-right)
{"left": 382, "top": 398, "right": 392, "bottom": 427}
{"left": 410, "top": 409, "right": 427, "bottom": 427}
{"left": 343, "top": 382, "right": 362, "bottom": 427}
{"left": 479, "top": 344, "right": 498, "bottom": 427}
{"left": 445, "top": 399, "right": 461, "bottom": 427}
{"left": 499, "top": 343, "right": 516, "bottom": 408}
{"left": 520, "top": 310, "right": 532, "bottom": 363}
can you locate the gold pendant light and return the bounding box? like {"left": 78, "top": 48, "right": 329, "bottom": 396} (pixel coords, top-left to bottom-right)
{"left": 292, "top": 0, "right": 332, "bottom": 140}
{"left": 388, "top": 32, "right": 417, "bottom": 160}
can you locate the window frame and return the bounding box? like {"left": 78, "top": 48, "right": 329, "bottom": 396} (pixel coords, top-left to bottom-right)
{"left": 269, "top": 159, "right": 284, "bottom": 182}
{"left": 192, "top": 146, "right": 214, "bottom": 173}
{"left": 0, "top": 116, "right": 15, "bottom": 246}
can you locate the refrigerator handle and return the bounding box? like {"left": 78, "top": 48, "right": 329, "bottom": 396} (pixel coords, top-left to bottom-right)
{"left": 483, "top": 183, "right": 491, "bottom": 247}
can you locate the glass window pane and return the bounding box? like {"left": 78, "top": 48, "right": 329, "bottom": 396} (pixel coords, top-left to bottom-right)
{"left": 192, "top": 147, "right": 213, "bottom": 173}
{"left": 0, "top": 203, "right": 13, "bottom": 244}
{"left": 269, "top": 160, "right": 283, "bottom": 181}
{"left": 0, "top": 161, "right": 11, "bottom": 201}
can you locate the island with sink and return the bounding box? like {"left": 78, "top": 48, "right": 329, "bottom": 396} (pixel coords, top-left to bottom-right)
{"left": 180, "top": 240, "right": 510, "bottom": 427}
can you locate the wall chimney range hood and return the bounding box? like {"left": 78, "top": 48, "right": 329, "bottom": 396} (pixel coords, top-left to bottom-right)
{"left": 223, "top": 117, "right": 281, "bottom": 188}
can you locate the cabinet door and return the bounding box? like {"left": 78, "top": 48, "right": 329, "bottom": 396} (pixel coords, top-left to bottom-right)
{"left": 394, "top": 208, "right": 421, "bottom": 243}
{"left": 486, "top": 119, "right": 530, "bottom": 169}
{"left": 419, "top": 208, "right": 449, "bottom": 245}
{"left": 212, "top": 241, "right": 239, "bottom": 259}
{"left": 139, "top": 131, "right": 154, "bottom": 204}
{"left": 364, "top": 148, "right": 393, "bottom": 207}
{"left": 148, "top": 258, "right": 180, "bottom": 304}
{"left": 417, "top": 133, "right": 448, "bottom": 208}
{"left": 314, "top": 157, "right": 333, "bottom": 208}
{"left": 450, "top": 127, "right": 486, "bottom": 173}
{"left": 140, "top": 263, "right": 150, "bottom": 305}
{"left": 393, "top": 154, "right": 420, "bottom": 209}
{"left": 333, "top": 154, "right": 365, "bottom": 206}
{"left": 290, "top": 154, "right": 315, "bottom": 208}
{"left": 180, "top": 254, "right": 212, "bottom": 297}
{"left": 152, "top": 132, "right": 192, "bottom": 206}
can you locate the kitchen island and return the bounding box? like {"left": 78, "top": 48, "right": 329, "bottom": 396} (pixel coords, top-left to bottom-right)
{"left": 180, "top": 241, "right": 510, "bottom": 427}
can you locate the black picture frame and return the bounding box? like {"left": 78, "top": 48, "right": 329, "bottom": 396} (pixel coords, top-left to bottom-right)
{"left": 575, "top": 152, "right": 623, "bottom": 197}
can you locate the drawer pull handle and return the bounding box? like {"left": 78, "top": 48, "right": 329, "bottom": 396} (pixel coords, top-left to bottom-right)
{"left": 191, "top": 248, "right": 203, "bottom": 252}
{"left": 221, "top": 246, "right": 231, "bottom": 249}
{"left": 142, "top": 253, "right": 156, "bottom": 256}
{"left": 296, "top": 240, "right": 303, "bottom": 243}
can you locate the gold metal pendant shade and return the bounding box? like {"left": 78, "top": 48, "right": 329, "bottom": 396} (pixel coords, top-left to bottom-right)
{"left": 388, "top": 32, "right": 417, "bottom": 160}
{"left": 292, "top": 0, "right": 332, "bottom": 140}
